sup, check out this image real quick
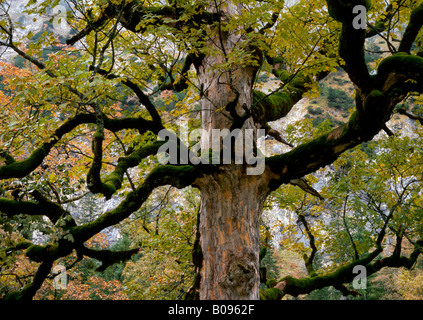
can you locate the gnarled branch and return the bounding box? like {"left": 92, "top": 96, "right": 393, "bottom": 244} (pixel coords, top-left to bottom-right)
{"left": 0, "top": 113, "right": 156, "bottom": 181}
{"left": 398, "top": 3, "right": 423, "bottom": 53}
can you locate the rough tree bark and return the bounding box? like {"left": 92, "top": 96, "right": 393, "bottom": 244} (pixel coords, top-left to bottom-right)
{"left": 195, "top": 166, "right": 273, "bottom": 299}
{"left": 190, "top": 2, "right": 271, "bottom": 299}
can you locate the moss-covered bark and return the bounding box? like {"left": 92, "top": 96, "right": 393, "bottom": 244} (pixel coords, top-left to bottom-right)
{"left": 2, "top": 241, "right": 32, "bottom": 253}
{"left": 252, "top": 66, "right": 312, "bottom": 125}
{"left": 376, "top": 53, "right": 423, "bottom": 93}
{"left": 398, "top": 3, "right": 423, "bottom": 53}
{"left": 4, "top": 260, "right": 54, "bottom": 300}
{"left": 77, "top": 246, "right": 140, "bottom": 272}
{"left": 90, "top": 141, "right": 165, "bottom": 199}
{"left": 0, "top": 198, "right": 64, "bottom": 224}
{"left": 327, "top": 0, "right": 371, "bottom": 92}
{"left": 326, "top": 0, "right": 370, "bottom": 22}
{"left": 266, "top": 120, "right": 358, "bottom": 185}
{"left": 260, "top": 239, "right": 423, "bottom": 299}
{"left": 0, "top": 113, "right": 156, "bottom": 180}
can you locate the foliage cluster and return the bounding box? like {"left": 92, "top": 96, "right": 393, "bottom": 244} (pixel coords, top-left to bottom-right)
{"left": 265, "top": 120, "right": 423, "bottom": 299}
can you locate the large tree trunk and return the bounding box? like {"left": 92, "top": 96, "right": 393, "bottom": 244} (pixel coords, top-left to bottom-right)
{"left": 189, "top": 2, "right": 271, "bottom": 300}
{"left": 196, "top": 166, "right": 272, "bottom": 300}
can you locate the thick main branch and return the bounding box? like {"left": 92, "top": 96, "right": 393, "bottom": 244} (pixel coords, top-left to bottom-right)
{"left": 0, "top": 113, "right": 156, "bottom": 180}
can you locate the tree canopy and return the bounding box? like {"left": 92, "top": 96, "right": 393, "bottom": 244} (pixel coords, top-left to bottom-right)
{"left": 0, "top": 0, "right": 423, "bottom": 300}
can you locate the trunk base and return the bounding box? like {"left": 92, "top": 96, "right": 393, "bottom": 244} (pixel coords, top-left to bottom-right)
{"left": 195, "top": 165, "right": 272, "bottom": 300}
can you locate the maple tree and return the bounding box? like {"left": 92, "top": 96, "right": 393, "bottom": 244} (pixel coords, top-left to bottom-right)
{"left": 0, "top": 0, "right": 423, "bottom": 300}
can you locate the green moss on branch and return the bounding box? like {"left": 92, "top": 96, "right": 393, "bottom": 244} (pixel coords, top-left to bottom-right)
{"left": 376, "top": 53, "right": 423, "bottom": 93}
{"left": 260, "top": 287, "right": 283, "bottom": 300}
{"left": 398, "top": 3, "right": 423, "bottom": 53}
{"left": 0, "top": 198, "right": 64, "bottom": 223}
{"left": 252, "top": 74, "right": 310, "bottom": 123}
{"left": 77, "top": 246, "right": 140, "bottom": 272}
{"left": 25, "top": 244, "right": 61, "bottom": 263}
{"left": 326, "top": 0, "right": 370, "bottom": 22}
{"left": 0, "top": 147, "right": 48, "bottom": 179}
{"left": 274, "top": 240, "right": 423, "bottom": 299}
{"left": 0, "top": 113, "right": 156, "bottom": 181}
{"left": 325, "top": 0, "right": 372, "bottom": 91}
{"left": 100, "top": 141, "right": 165, "bottom": 197}
{"left": 5, "top": 259, "right": 54, "bottom": 300}
{"left": 3, "top": 241, "right": 32, "bottom": 253}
